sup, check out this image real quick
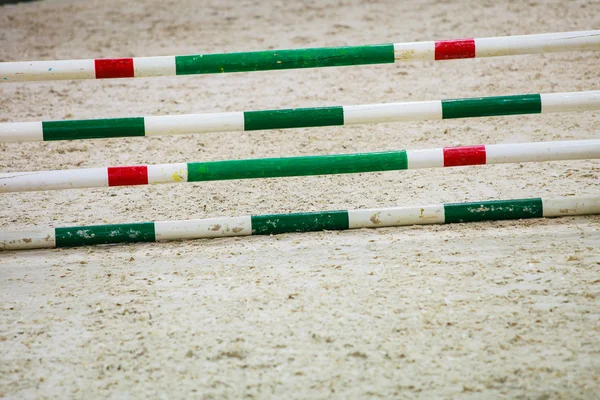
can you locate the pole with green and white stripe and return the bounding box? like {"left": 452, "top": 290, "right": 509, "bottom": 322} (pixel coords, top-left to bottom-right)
{"left": 1, "top": 91, "right": 598, "bottom": 142}
{"left": 1, "top": 196, "right": 598, "bottom": 251}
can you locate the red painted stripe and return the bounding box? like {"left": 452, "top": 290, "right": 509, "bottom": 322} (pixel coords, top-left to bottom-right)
{"left": 95, "top": 58, "right": 135, "bottom": 79}
{"left": 435, "top": 39, "right": 476, "bottom": 60}
{"left": 107, "top": 166, "right": 148, "bottom": 187}
{"left": 443, "top": 145, "right": 486, "bottom": 167}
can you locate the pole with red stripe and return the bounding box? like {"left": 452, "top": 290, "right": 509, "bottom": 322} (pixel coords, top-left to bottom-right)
{"left": 1, "top": 140, "right": 598, "bottom": 193}
{"left": 1, "top": 31, "right": 598, "bottom": 82}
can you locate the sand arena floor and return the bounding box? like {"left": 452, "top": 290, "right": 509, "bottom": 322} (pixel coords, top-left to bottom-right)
{"left": 1, "top": 0, "right": 599, "bottom": 398}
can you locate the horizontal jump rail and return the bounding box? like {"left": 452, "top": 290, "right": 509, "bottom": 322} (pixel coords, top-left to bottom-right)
{"left": 1, "top": 31, "right": 599, "bottom": 83}
{"left": 1, "top": 195, "right": 598, "bottom": 251}
{"left": 1, "top": 139, "right": 598, "bottom": 193}
{"left": 1, "top": 90, "right": 598, "bottom": 142}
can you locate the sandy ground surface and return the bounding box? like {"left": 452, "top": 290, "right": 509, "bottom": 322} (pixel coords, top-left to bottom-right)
{"left": 1, "top": 0, "right": 599, "bottom": 398}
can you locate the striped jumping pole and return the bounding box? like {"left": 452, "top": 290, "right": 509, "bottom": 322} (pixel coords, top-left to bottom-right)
{"left": 1, "top": 91, "right": 598, "bottom": 142}
{"left": 1, "top": 196, "right": 598, "bottom": 251}
{"left": 1, "top": 140, "right": 598, "bottom": 193}
{"left": 1, "top": 31, "right": 599, "bottom": 83}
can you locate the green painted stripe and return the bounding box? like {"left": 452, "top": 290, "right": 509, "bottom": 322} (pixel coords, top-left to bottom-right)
{"left": 441, "top": 94, "right": 542, "bottom": 119}
{"left": 244, "top": 107, "right": 344, "bottom": 131}
{"left": 175, "top": 44, "right": 395, "bottom": 75}
{"left": 55, "top": 222, "right": 156, "bottom": 247}
{"left": 444, "top": 198, "right": 543, "bottom": 223}
{"left": 187, "top": 151, "right": 408, "bottom": 182}
{"left": 251, "top": 210, "right": 349, "bottom": 235}
{"left": 42, "top": 118, "right": 145, "bottom": 141}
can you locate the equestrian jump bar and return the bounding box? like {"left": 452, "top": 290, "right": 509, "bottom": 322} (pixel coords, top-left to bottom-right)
{"left": 1, "top": 195, "right": 598, "bottom": 251}
{"left": 1, "top": 91, "right": 598, "bottom": 142}
{"left": 1, "top": 31, "right": 598, "bottom": 82}
{"left": 1, "top": 140, "right": 598, "bottom": 193}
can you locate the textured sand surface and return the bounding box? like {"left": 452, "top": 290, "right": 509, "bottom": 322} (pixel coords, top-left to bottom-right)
{"left": 1, "top": 0, "right": 599, "bottom": 398}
